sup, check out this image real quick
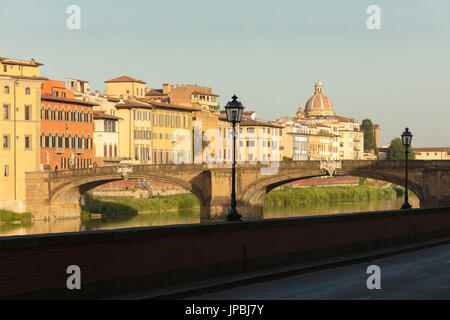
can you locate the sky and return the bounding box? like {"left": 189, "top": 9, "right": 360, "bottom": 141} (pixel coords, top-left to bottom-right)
{"left": 1, "top": 0, "right": 449, "bottom": 147}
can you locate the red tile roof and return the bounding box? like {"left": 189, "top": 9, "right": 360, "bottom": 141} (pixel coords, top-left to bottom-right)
{"left": 219, "top": 116, "right": 283, "bottom": 128}
{"left": 41, "top": 94, "right": 99, "bottom": 106}
{"left": 105, "top": 76, "right": 145, "bottom": 84}
{"left": 93, "top": 111, "right": 122, "bottom": 120}
{"left": 148, "top": 100, "right": 201, "bottom": 112}
{"left": 0, "top": 57, "right": 43, "bottom": 67}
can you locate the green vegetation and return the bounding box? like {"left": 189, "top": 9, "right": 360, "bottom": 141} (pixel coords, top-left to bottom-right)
{"left": 82, "top": 185, "right": 416, "bottom": 217}
{"left": 361, "top": 119, "right": 379, "bottom": 158}
{"left": 82, "top": 194, "right": 138, "bottom": 218}
{"left": 0, "top": 210, "right": 33, "bottom": 224}
{"left": 83, "top": 193, "right": 200, "bottom": 215}
{"left": 387, "top": 138, "right": 415, "bottom": 160}
{"left": 265, "top": 186, "right": 400, "bottom": 207}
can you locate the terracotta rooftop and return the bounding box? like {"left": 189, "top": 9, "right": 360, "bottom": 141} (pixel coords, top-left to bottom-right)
{"left": 219, "top": 116, "right": 284, "bottom": 128}
{"left": 41, "top": 94, "right": 99, "bottom": 106}
{"left": 0, "top": 57, "right": 43, "bottom": 67}
{"left": 3, "top": 75, "right": 48, "bottom": 81}
{"left": 147, "top": 100, "right": 201, "bottom": 112}
{"left": 191, "top": 91, "right": 219, "bottom": 97}
{"left": 146, "top": 89, "right": 166, "bottom": 96}
{"left": 93, "top": 111, "right": 122, "bottom": 120}
{"left": 105, "top": 76, "right": 145, "bottom": 84}
{"left": 115, "top": 98, "right": 152, "bottom": 109}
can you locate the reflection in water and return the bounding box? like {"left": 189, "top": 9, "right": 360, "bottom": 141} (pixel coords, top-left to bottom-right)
{"left": 0, "top": 198, "right": 419, "bottom": 237}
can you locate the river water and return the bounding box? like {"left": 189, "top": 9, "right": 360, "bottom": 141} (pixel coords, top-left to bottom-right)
{"left": 0, "top": 198, "right": 419, "bottom": 237}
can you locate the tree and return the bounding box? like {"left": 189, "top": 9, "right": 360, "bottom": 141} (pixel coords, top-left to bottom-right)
{"left": 361, "top": 119, "right": 378, "bottom": 157}
{"left": 386, "top": 138, "right": 415, "bottom": 160}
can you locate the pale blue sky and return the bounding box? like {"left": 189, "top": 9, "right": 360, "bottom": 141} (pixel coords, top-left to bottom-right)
{"left": 1, "top": 0, "right": 449, "bottom": 147}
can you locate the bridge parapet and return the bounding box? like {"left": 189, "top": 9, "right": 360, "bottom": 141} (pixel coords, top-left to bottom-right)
{"left": 24, "top": 160, "right": 450, "bottom": 221}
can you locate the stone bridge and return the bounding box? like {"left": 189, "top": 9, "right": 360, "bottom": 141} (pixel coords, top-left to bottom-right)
{"left": 25, "top": 160, "right": 450, "bottom": 221}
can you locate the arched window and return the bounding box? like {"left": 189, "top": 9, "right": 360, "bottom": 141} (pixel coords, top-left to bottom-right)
{"left": 25, "top": 87, "right": 30, "bottom": 95}
{"left": 104, "top": 143, "right": 107, "bottom": 157}
{"left": 40, "top": 133, "right": 44, "bottom": 147}
{"left": 87, "top": 111, "right": 91, "bottom": 123}
{"left": 61, "top": 134, "right": 65, "bottom": 148}
{"left": 48, "top": 133, "right": 53, "bottom": 148}
{"left": 46, "top": 106, "right": 51, "bottom": 120}
{"left": 61, "top": 107, "right": 65, "bottom": 121}
{"left": 80, "top": 110, "right": 85, "bottom": 123}
{"left": 114, "top": 144, "right": 118, "bottom": 157}
{"left": 109, "top": 144, "right": 112, "bottom": 157}
{"left": 55, "top": 133, "right": 59, "bottom": 148}
{"left": 74, "top": 110, "right": 78, "bottom": 122}
{"left": 45, "top": 133, "right": 50, "bottom": 148}
{"left": 41, "top": 106, "right": 45, "bottom": 120}
{"left": 74, "top": 134, "right": 78, "bottom": 148}
{"left": 81, "top": 135, "right": 85, "bottom": 149}
{"left": 4, "top": 86, "right": 9, "bottom": 94}
{"left": 87, "top": 135, "right": 91, "bottom": 150}
{"left": 68, "top": 134, "right": 72, "bottom": 148}
{"left": 55, "top": 106, "right": 59, "bottom": 120}
{"left": 67, "top": 108, "right": 72, "bottom": 121}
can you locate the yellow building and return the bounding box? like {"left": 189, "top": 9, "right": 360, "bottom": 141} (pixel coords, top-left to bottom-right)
{"left": 414, "top": 148, "right": 449, "bottom": 160}
{"left": 114, "top": 98, "right": 153, "bottom": 164}
{"left": 147, "top": 100, "right": 197, "bottom": 164}
{"left": 308, "top": 124, "right": 333, "bottom": 160}
{"left": 218, "top": 115, "right": 282, "bottom": 164}
{"left": 105, "top": 76, "right": 146, "bottom": 100}
{"left": 162, "top": 83, "right": 220, "bottom": 112}
{"left": 0, "top": 57, "right": 47, "bottom": 212}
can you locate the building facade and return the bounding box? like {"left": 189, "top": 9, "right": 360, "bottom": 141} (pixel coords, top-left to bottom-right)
{"left": 40, "top": 80, "right": 95, "bottom": 171}
{"left": 0, "top": 57, "right": 47, "bottom": 212}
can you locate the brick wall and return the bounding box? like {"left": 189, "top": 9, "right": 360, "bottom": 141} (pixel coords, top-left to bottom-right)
{"left": 1, "top": 206, "right": 450, "bottom": 299}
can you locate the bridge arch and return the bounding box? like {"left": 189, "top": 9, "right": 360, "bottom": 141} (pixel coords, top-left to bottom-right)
{"left": 240, "top": 168, "right": 424, "bottom": 210}
{"left": 49, "top": 170, "right": 207, "bottom": 209}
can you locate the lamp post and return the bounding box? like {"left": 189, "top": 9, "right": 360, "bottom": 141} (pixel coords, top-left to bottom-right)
{"left": 225, "top": 95, "right": 244, "bottom": 221}
{"left": 401, "top": 128, "right": 413, "bottom": 210}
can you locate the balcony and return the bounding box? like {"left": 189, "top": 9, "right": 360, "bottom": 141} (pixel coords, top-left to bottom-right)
{"left": 53, "top": 147, "right": 64, "bottom": 155}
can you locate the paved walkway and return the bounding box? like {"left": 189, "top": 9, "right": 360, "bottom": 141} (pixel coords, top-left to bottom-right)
{"left": 188, "top": 243, "right": 450, "bottom": 300}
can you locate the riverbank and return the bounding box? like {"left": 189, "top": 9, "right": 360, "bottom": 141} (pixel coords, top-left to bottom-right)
{"left": 82, "top": 193, "right": 200, "bottom": 216}
{"left": 265, "top": 186, "right": 401, "bottom": 207}
{"left": 0, "top": 210, "right": 33, "bottom": 224}
{"left": 82, "top": 185, "right": 411, "bottom": 216}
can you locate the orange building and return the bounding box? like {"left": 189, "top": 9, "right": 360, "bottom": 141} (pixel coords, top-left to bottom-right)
{"left": 40, "top": 80, "right": 96, "bottom": 171}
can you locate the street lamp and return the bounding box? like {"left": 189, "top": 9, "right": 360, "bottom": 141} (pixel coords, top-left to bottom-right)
{"left": 401, "top": 128, "right": 413, "bottom": 210}
{"left": 225, "top": 95, "right": 244, "bottom": 221}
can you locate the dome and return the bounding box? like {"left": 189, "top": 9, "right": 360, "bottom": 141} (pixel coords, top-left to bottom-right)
{"left": 305, "top": 80, "right": 334, "bottom": 118}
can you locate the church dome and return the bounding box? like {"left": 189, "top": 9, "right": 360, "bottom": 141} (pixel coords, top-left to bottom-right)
{"left": 305, "top": 80, "right": 334, "bottom": 118}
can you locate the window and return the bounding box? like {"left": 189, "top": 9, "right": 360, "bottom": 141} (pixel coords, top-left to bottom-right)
{"left": 25, "top": 135, "right": 31, "bottom": 150}
{"left": 4, "top": 165, "right": 9, "bottom": 177}
{"left": 3, "top": 135, "right": 10, "bottom": 149}
{"left": 4, "top": 86, "right": 9, "bottom": 94}
{"left": 3, "top": 65, "right": 6, "bottom": 72}
{"left": 3, "top": 104, "right": 9, "bottom": 120}
{"left": 247, "top": 128, "right": 255, "bottom": 134}
{"left": 25, "top": 87, "right": 30, "bottom": 95}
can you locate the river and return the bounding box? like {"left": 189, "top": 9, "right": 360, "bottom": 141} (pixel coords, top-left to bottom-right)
{"left": 0, "top": 197, "right": 419, "bottom": 237}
